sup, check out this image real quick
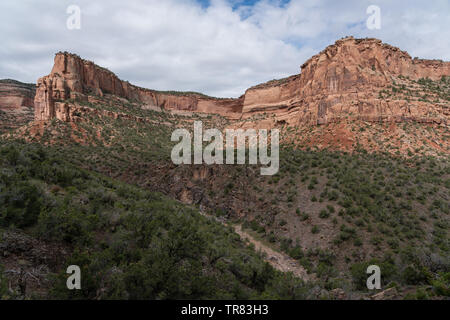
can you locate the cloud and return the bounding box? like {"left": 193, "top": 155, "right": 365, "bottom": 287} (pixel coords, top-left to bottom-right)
{"left": 0, "top": 0, "right": 448, "bottom": 97}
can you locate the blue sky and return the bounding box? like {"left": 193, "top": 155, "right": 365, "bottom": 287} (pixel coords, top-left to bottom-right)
{"left": 0, "top": 0, "right": 449, "bottom": 97}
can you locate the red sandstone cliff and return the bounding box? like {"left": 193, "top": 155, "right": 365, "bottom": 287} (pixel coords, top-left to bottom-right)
{"left": 239, "top": 37, "right": 449, "bottom": 129}
{"left": 34, "top": 37, "right": 450, "bottom": 127}
{"left": 0, "top": 79, "right": 35, "bottom": 131}
{"left": 34, "top": 52, "right": 243, "bottom": 121}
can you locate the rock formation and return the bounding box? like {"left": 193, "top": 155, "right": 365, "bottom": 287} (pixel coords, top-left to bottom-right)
{"left": 34, "top": 52, "right": 243, "bottom": 121}
{"left": 34, "top": 37, "right": 450, "bottom": 127}
{"left": 0, "top": 79, "right": 35, "bottom": 131}
{"left": 239, "top": 37, "right": 449, "bottom": 128}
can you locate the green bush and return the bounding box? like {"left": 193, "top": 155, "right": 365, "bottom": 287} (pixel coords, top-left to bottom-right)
{"left": 0, "top": 182, "right": 43, "bottom": 228}
{"left": 401, "top": 265, "right": 430, "bottom": 285}
{"left": 288, "top": 246, "right": 304, "bottom": 260}
{"left": 319, "top": 209, "right": 330, "bottom": 219}
{"left": 37, "top": 207, "right": 95, "bottom": 245}
{"left": 431, "top": 272, "right": 450, "bottom": 297}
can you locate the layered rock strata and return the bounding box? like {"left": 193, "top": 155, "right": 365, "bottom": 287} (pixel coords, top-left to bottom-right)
{"left": 0, "top": 79, "right": 36, "bottom": 131}
{"left": 34, "top": 37, "right": 450, "bottom": 127}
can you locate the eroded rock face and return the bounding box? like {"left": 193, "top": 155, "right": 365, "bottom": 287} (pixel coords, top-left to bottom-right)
{"left": 34, "top": 37, "right": 450, "bottom": 127}
{"left": 239, "top": 37, "right": 449, "bottom": 128}
{"left": 0, "top": 79, "right": 35, "bottom": 131}
{"left": 34, "top": 52, "right": 243, "bottom": 121}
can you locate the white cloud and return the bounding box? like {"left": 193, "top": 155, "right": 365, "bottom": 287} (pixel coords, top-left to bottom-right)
{"left": 0, "top": 0, "right": 448, "bottom": 97}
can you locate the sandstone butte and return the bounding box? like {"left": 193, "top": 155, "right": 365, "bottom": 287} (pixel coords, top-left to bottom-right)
{"left": 34, "top": 36, "right": 449, "bottom": 130}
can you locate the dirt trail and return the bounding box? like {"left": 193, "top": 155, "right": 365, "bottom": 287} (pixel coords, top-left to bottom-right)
{"left": 232, "top": 224, "right": 312, "bottom": 282}
{"left": 198, "top": 207, "right": 313, "bottom": 281}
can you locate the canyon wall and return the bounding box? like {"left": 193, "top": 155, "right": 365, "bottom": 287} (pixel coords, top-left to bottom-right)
{"left": 0, "top": 79, "right": 35, "bottom": 131}
{"left": 239, "top": 37, "right": 449, "bottom": 128}
{"left": 34, "top": 52, "right": 243, "bottom": 121}
{"left": 0, "top": 79, "right": 35, "bottom": 110}
{"left": 34, "top": 37, "right": 450, "bottom": 127}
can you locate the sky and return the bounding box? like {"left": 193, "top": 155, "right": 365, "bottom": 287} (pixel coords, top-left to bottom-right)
{"left": 0, "top": 0, "right": 449, "bottom": 97}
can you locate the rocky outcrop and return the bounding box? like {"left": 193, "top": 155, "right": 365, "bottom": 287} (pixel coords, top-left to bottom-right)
{"left": 0, "top": 79, "right": 35, "bottom": 109}
{"left": 34, "top": 52, "right": 243, "bottom": 121}
{"left": 35, "top": 37, "right": 450, "bottom": 127}
{"left": 0, "top": 79, "right": 35, "bottom": 131}
{"left": 239, "top": 37, "right": 449, "bottom": 128}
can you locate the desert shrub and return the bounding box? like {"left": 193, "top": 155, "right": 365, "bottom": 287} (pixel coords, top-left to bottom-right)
{"left": 37, "top": 206, "right": 96, "bottom": 245}
{"left": 431, "top": 272, "right": 450, "bottom": 297}
{"left": 300, "top": 213, "right": 309, "bottom": 221}
{"left": 319, "top": 209, "right": 330, "bottom": 219}
{"left": 0, "top": 182, "right": 43, "bottom": 228}
{"left": 262, "top": 273, "right": 309, "bottom": 300}
{"left": 288, "top": 245, "right": 304, "bottom": 260}
{"left": 401, "top": 265, "right": 430, "bottom": 285}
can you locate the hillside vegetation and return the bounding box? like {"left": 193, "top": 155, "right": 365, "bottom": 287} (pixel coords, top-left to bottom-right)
{"left": 4, "top": 102, "right": 449, "bottom": 299}
{"left": 1, "top": 72, "right": 449, "bottom": 299}
{"left": 0, "top": 141, "right": 313, "bottom": 299}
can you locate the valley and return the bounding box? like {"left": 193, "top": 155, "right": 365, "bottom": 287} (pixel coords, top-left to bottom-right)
{"left": 0, "top": 37, "right": 449, "bottom": 300}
